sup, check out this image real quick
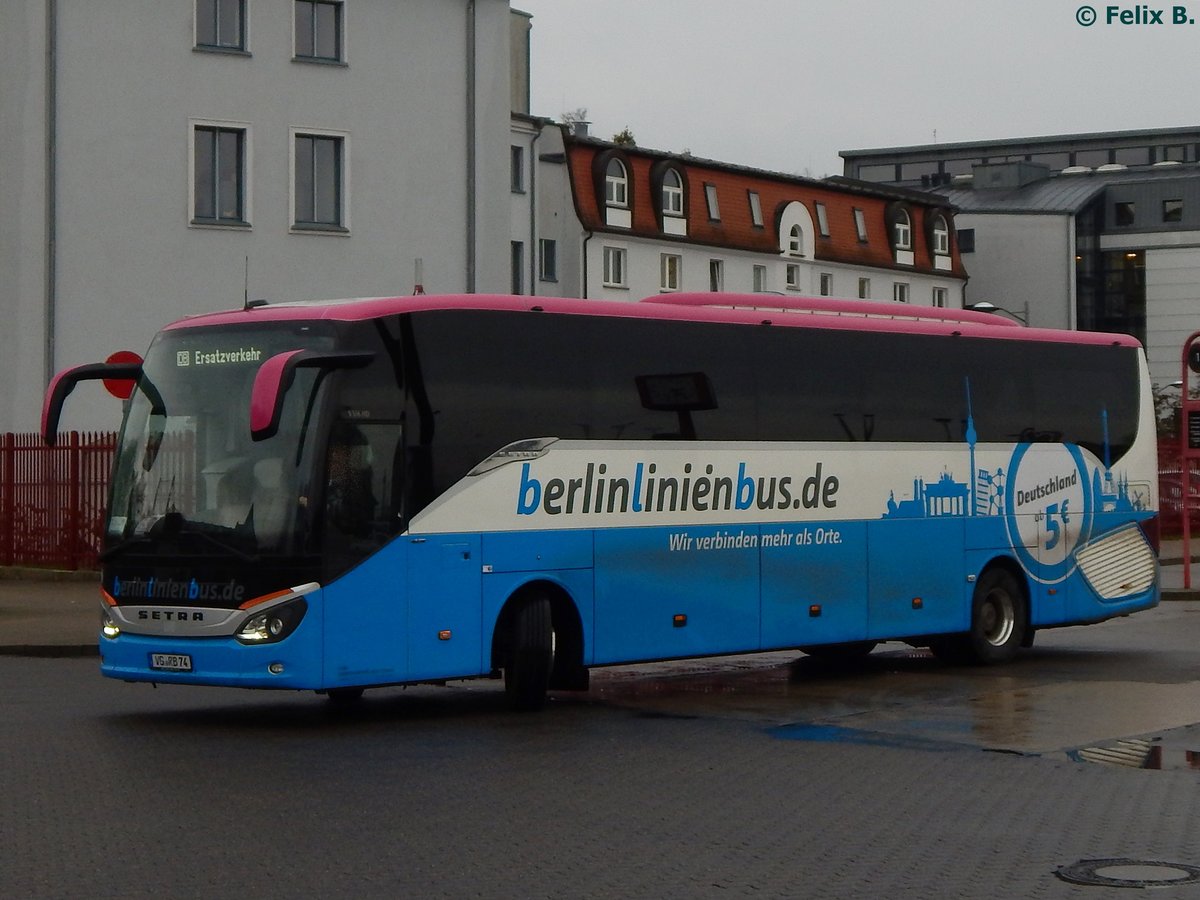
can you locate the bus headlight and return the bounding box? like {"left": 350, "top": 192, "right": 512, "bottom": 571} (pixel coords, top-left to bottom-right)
{"left": 101, "top": 611, "right": 121, "bottom": 640}
{"left": 235, "top": 599, "right": 307, "bottom": 645}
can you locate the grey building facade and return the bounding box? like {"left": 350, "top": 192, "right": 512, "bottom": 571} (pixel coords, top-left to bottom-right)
{"left": 1, "top": 0, "right": 515, "bottom": 433}
{"left": 843, "top": 128, "right": 1200, "bottom": 386}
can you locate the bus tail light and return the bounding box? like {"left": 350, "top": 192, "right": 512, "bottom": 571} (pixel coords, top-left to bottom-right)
{"left": 236, "top": 599, "right": 308, "bottom": 645}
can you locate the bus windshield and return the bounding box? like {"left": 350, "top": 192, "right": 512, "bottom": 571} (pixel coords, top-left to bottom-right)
{"left": 106, "top": 323, "right": 336, "bottom": 559}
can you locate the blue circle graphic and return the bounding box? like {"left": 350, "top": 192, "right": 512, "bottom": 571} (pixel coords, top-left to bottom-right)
{"left": 1003, "top": 443, "right": 1093, "bottom": 584}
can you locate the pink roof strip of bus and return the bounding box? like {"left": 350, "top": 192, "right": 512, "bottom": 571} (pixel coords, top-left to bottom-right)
{"left": 163, "top": 293, "right": 1142, "bottom": 349}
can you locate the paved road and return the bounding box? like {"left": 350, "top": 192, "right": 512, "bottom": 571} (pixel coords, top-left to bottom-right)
{"left": 5, "top": 604, "right": 1200, "bottom": 899}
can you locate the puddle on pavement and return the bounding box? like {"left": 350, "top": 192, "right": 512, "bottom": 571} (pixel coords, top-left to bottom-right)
{"left": 583, "top": 649, "right": 1200, "bottom": 762}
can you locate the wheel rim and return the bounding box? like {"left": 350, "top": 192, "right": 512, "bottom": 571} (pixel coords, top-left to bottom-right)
{"left": 980, "top": 587, "right": 1015, "bottom": 647}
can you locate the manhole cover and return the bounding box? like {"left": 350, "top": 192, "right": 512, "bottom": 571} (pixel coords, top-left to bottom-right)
{"left": 1057, "top": 858, "right": 1200, "bottom": 888}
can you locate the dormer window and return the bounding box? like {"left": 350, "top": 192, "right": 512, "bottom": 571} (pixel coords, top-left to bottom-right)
{"left": 777, "top": 201, "right": 815, "bottom": 259}
{"left": 894, "top": 209, "right": 912, "bottom": 250}
{"left": 885, "top": 203, "right": 913, "bottom": 265}
{"left": 651, "top": 160, "right": 688, "bottom": 237}
{"left": 932, "top": 215, "right": 950, "bottom": 255}
{"left": 605, "top": 158, "right": 628, "bottom": 208}
{"left": 598, "top": 154, "right": 632, "bottom": 228}
{"left": 662, "top": 169, "right": 683, "bottom": 216}
{"left": 929, "top": 213, "right": 953, "bottom": 271}
{"left": 788, "top": 224, "right": 804, "bottom": 256}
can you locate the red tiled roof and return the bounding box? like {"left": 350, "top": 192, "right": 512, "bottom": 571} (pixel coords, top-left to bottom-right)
{"left": 566, "top": 140, "right": 966, "bottom": 279}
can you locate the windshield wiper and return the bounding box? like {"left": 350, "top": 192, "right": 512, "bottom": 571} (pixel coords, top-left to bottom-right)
{"left": 98, "top": 536, "right": 155, "bottom": 563}
{"left": 180, "top": 527, "right": 260, "bottom": 563}
{"left": 99, "top": 522, "right": 259, "bottom": 564}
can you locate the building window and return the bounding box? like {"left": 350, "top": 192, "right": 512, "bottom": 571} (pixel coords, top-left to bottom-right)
{"left": 957, "top": 228, "right": 976, "bottom": 253}
{"left": 858, "top": 277, "right": 871, "bottom": 299}
{"left": 709, "top": 259, "right": 724, "bottom": 291}
{"left": 820, "top": 273, "right": 833, "bottom": 296}
{"left": 511, "top": 241, "right": 524, "bottom": 294}
{"left": 1078, "top": 249, "right": 1147, "bottom": 346}
{"left": 932, "top": 215, "right": 950, "bottom": 255}
{"left": 605, "top": 158, "right": 628, "bottom": 208}
{"left": 603, "top": 246, "right": 627, "bottom": 288}
{"left": 1114, "top": 146, "right": 1150, "bottom": 166}
{"left": 539, "top": 239, "right": 557, "bottom": 282}
{"left": 853, "top": 208, "right": 868, "bottom": 242}
{"left": 1162, "top": 144, "right": 1188, "bottom": 163}
{"left": 932, "top": 287, "right": 948, "bottom": 308}
{"left": 1074, "top": 149, "right": 1110, "bottom": 168}
{"left": 786, "top": 264, "right": 801, "bottom": 291}
{"left": 293, "top": 131, "right": 347, "bottom": 230}
{"left": 894, "top": 209, "right": 912, "bottom": 249}
{"left": 748, "top": 191, "right": 763, "bottom": 228}
{"left": 660, "top": 254, "right": 681, "bottom": 292}
{"left": 815, "top": 203, "right": 830, "bottom": 237}
{"left": 788, "top": 225, "right": 804, "bottom": 256}
{"left": 753, "top": 265, "right": 767, "bottom": 292}
{"left": 704, "top": 184, "right": 721, "bottom": 221}
{"left": 893, "top": 282, "right": 910, "bottom": 303}
{"left": 192, "top": 124, "right": 247, "bottom": 225}
{"left": 196, "top": 0, "right": 246, "bottom": 51}
{"left": 1114, "top": 201, "right": 1135, "bottom": 226}
{"left": 295, "top": 0, "right": 343, "bottom": 62}
{"left": 1164, "top": 199, "right": 1184, "bottom": 223}
{"left": 511, "top": 146, "right": 525, "bottom": 193}
{"left": 662, "top": 169, "right": 683, "bottom": 217}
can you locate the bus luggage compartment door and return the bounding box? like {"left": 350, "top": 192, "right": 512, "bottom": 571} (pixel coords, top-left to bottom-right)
{"left": 594, "top": 525, "right": 759, "bottom": 662}
{"left": 866, "top": 518, "right": 966, "bottom": 639}
{"left": 407, "top": 535, "right": 483, "bottom": 680}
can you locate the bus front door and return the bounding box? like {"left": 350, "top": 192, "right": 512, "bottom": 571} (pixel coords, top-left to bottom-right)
{"left": 406, "top": 535, "right": 484, "bottom": 680}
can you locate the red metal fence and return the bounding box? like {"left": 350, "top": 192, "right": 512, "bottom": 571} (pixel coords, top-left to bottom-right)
{"left": 1159, "top": 445, "right": 1200, "bottom": 535}
{"left": 0, "top": 432, "right": 117, "bottom": 571}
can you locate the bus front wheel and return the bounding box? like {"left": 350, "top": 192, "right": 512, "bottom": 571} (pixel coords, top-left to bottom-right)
{"left": 504, "top": 594, "right": 554, "bottom": 711}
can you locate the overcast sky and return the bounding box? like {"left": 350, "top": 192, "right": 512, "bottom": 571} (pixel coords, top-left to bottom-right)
{"left": 516, "top": 0, "right": 1196, "bottom": 178}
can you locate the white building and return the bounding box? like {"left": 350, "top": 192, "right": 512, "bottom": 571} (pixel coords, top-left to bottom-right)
{"left": 510, "top": 122, "right": 968, "bottom": 306}
{"left": 1, "top": 0, "right": 515, "bottom": 432}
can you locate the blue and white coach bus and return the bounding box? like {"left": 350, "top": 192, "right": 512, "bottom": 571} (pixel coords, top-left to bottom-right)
{"left": 42, "top": 292, "right": 1160, "bottom": 708}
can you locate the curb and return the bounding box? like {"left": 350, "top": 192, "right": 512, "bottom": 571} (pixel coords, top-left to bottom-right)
{"left": 1162, "top": 590, "right": 1200, "bottom": 602}
{"left": 0, "top": 644, "right": 97, "bottom": 658}
{"left": 0, "top": 567, "right": 99, "bottom": 583}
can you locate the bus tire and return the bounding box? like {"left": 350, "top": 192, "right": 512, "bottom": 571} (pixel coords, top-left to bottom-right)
{"left": 930, "top": 568, "right": 1027, "bottom": 665}
{"left": 963, "top": 567, "right": 1026, "bottom": 664}
{"left": 504, "top": 594, "right": 553, "bottom": 711}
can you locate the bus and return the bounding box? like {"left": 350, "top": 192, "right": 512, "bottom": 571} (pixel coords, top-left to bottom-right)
{"left": 42, "top": 292, "right": 1160, "bottom": 709}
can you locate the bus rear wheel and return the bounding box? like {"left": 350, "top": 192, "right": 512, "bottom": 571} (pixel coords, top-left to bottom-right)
{"left": 933, "top": 567, "right": 1026, "bottom": 665}
{"left": 504, "top": 594, "right": 554, "bottom": 711}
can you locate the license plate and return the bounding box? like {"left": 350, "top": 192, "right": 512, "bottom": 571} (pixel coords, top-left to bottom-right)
{"left": 150, "top": 653, "right": 193, "bottom": 672}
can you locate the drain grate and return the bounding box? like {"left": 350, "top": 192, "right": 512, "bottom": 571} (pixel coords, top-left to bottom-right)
{"left": 1057, "top": 859, "right": 1200, "bottom": 888}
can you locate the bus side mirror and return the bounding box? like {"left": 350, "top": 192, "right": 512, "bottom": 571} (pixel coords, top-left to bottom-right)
{"left": 250, "top": 350, "right": 375, "bottom": 441}
{"left": 42, "top": 361, "right": 142, "bottom": 445}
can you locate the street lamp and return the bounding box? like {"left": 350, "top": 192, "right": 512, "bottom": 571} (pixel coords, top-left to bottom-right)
{"left": 965, "top": 300, "right": 1029, "bottom": 326}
